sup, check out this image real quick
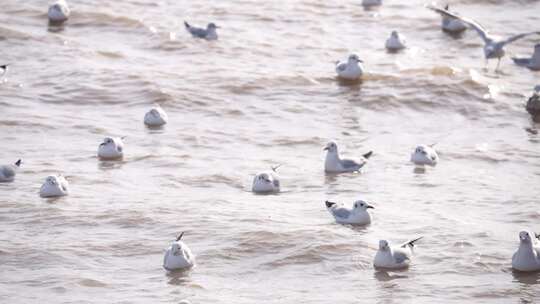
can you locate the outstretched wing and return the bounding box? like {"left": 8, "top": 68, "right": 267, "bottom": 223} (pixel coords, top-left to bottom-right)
{"left": 500, "top": 32, "right": 540, "bottom": 47}
{"left": 427, "top": 5, "right": 490, "bottom": 43}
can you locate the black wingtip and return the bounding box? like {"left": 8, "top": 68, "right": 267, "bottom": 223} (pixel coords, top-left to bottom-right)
{"left": 0, "top": 64, "right": 8, "bottom": 69}
{"left": 184, "top": 21, "right": 190, "bottom": 29}
{"left": 15, "top": 159, "right": 22, "bottom": 167}
{"left": 406, "top": 236, "right": 424, "bottom": 248}
{"left": 325, "top": 200, "right": 336, "bottom": 208}
{"left": 363, "top": 151, "right": 373, "bottom": 159}
{"left": 535, "top": 233, "right": 540, "bottom": 240}
{"left": 176, "top": 232, "right": 184, "bottom": 241}
{"left": 444, "top": 4, "right": 449, "bottom": 10}
{"left": 271, "top": 164, "right": 282, "bottom": 172}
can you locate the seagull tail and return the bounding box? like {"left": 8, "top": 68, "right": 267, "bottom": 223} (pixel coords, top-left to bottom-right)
{"left": 325, "top": 200, "right": 336, "bottom": 208}
{"left": 363, "top": 151, "right": 373, "bottom": 159}
{"left": 402, "top": 236, "right": 423, "bottom": 248}
{"left": 184, "top": 21, "right": 190, "bottom": 29}
{"left": 15, "top": 159, "right": 22, "bottom": 167}
{"left": 535, "top": 233, "right": 540, "bottom": 240}
{"left": 176, "top": 232, "right": 185, "bottom": 241}
{"left": 271, "top": 164, "right": 282, "bottom": 172}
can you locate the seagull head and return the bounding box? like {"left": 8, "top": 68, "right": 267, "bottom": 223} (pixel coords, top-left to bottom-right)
{"left": 207, "top": 23, "right": 219, "bottom": 30}
{"left": 519, "top": 231, "right": 532, "bottom": 243}
{"left": 379, "top": 240, "right": 390, "bottom": 251}
{"left": 391, "top": 30, "right": 399, "bottom": 38}
{"left": 347, "top": 54, "right": 363, "bottom": 64}
{"left": 101, "top": 137, "right": 115, "bottom": 147}
{"left": 257, "top": 173, "right": 272, "bottom": 184}
{"left": 45, "top": 175, "right": 58, "bottom": 186}
{"left": 414, "top": 145, "right": 428, "bottom": 156}
{"left": 323, "top": 141, "right": 338, "bottom": 153}
{"left": 353, "top": 200, "right": 374, "bottom": 211}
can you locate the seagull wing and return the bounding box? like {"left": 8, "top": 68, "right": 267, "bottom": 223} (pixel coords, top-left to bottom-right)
{"left": 0, "top": 165, "right": 15, "bottom": 179}
{"left": 336, "top": 62, "right": 347, "bottom": 72}
{"left": 331, "top": 206, "right": 351, "bottom": 219}
{"left": 511, "top": 57, "right": 531, "bottom": 67}
{"left": 500, "top": 32, "right": 540, "bottom": 47}
{"left": 427, "top": 5, "right": 490, "bottom": 43}
{"left": 341, "top": 158, "right": 364, "bottom": 169}
{"left": 392, "top": 248, "right": 410, "bottom": 264}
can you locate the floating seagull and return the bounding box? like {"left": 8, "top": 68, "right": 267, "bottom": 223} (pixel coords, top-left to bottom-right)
{"left": 252, "top": 165, "right": 281, "bottom": 194}
{"left": 98, "top": 137, "right": 124, "bottom": 160}
{"left": 0, "top": 64, "right": 9, "bottom": 77}
{"left": 512, "top": 231, "right": 540, "bottom": 272}
{"left": 438, "top": 5, "right": 467, "bottom": 33}
{"left": 144, "top": 106, "right": 168, "bottom": 127}
{"left": 410, "top": 144, "right": 438, "bottom": 166}
{"left": 0, "top": 159, "right": 22, "bottom": 183}
{"left": 163, "top": 232, "right": 196, "bottom": 271}
{"left": 526, "top": 90, "right": 540, "bottom": 120}
{"left": 48, "top": 0, "right": 70, "bottom": 23}
{"left": 362, "top": 0, "right": 382, "bottom": 7}
{"left": 512, "top": 44, "right": 540, "bottom": 71}
{"left": 39, "top": 174, "right": 69, "bottom": 198}
{"left": 373, "top": 237, "right": 423, "bottom": 270}
{"left": 324, "top": 141, "right": 372, "bottom": 173}
{"left": 184, "top": 21, "right": 219, "bottom": 40}
{"left": 325, "top": 200, "right": 374, "bottom": 225}
{"left": 335, "top": 54, "right": 364, "bottom": 80}
{"left": 427, "top": 5, "right": 540, "bottom": 70}
{"left": 385, "top": 31, "right": 407, "bottom": 51}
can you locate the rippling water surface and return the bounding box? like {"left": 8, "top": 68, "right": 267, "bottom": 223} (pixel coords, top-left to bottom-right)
{"left": 1, "top": 0, "right": 540, "bottom": 303}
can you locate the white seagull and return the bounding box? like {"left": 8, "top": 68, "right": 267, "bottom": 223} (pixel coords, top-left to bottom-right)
{"left": 512, "top": 44, "right": 540, "bottom": 71}
{"left": 385, "top": 31, "right": 407, "bottom": 51}
{"left": 48, "top": 0, "right": 70, "bottom": 23}
{"left": 39, "top": 174, "right": 69, "bottom": 198}
{"left": 163, "top": 232, "right": 196, "bottom": 271}
{"left": 323, "top": 141, "right": 372, "bottom": 173}
{"left": 0, "top": 159, "right": 22, "bottom": 183}
{"left": 373, "top": 237, "right": 423, "bottom": 270}
{"left": 184, "top": 21, "right": 219, "bottom": 40}
{"left": 335, "top": 54, "right": 364, "bottom": 80}
{"left": 252, "top": 166, "right": 281, "bottom": 194}
{"left": 438, "top": 5, "right": 467, "bottom": 33}
{"left": 144, "top": 106, "right": 168, "bottom": 127}
{"left": 410, "top": 144, "right": 439, "bottom": 166}
{"left": 427, "top": 5, "right": 540, "bottom": 70}
{"left": 98, "top": 137, "right": 124, "bottom": 160}
{"left": 512, "top": 231, "right": 540, "bottom": 272}
{"left": 325, "top": 200, "right": 374, "bottom": 225}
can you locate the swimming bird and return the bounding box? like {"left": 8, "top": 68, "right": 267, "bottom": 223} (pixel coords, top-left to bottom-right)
{"left": 385, "top": 31, "right": 407, "bottom": 51}
{"left": 324, "top": 141, "right": 372, "bottom": 173}
{"left": 163, "top": 232, "right": 196, "bottom": 271}
{"left": 252, "top": 166, "right": 280, "bottom": 194}
{"left": 410, "top": 144, "right": 438, "bottom": 166}
{"left": 512, "top": 231, "right": 540, "bottom": 272}
{"left": 427, "top": 5, "right": 540, "bottom": 70}
{"left": 39, "top": 174, "right": 69, "bottom": 198}
{"left": 512, "top": 44, "right": 540, "bottom": 71}
{"left": 98, "top": 137, "right": 124, "bottom": 160}
{"left": 144, "top": 106, "right": 168, "bottom": 127}
{"left": 0, "top": 64, "right": 8, "bottom": 77}
{"left": 0, "top": 159, "right": 22, "bottom": 183}
{"left": 362, "top": 0, "right": 382, "bottom": 7}
{"left": 438, "top": 5, "right": 467, "bottom": 34}
{"left": 48, "top": 0, "right": 70, "bottom": 23}
{"left": 335, "top": 54, "right": 364, "bottom": 80}
{"left": 184, "top": 21, "right": 219, "bottom": 40}
{"left": 373, "top": 237, "right": 423, "bottom": 270}
{"left": 325, "top": 200, "right": 374, "bottom": 225}
{"left": 526, "top": 90, "right": 540, "bottom": 121}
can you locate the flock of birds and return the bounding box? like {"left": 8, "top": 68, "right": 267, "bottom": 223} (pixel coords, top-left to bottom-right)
{"left": 1, "top": 0, "right": 540, "bottom": 282}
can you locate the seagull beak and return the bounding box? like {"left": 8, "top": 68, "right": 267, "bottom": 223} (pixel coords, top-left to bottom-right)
{"left": 323, "top": 146, "right": 329, "bottom": 151}
{"left": 366, "top": 204, "right": 375, "bottom": 209}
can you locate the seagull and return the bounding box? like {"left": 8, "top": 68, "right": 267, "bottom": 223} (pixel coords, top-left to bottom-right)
{"left": 373, "top": 237, "right": 423, "bottom": 270}
{"left": 39, "top": 174, "right": 69, "bottom": 198}
{"left": 438, "top": 5, "right": 467, "bottom": 34}
{"left": 325, "top": 200, "right": 374, "bottom": 225}
{"left": 0, "top": 159, "right": 22, "bottom": 183}
{"left": 335, "top": 54, "right": 364, "bottom": 80}
{"left": 252, "top": 166, "right": 281, "bottom": 194}
{"left": 512, "top": 231, "right": 540, "bottom": 272}
{"left": 0, "top": 64, "right": 9, "bottom": 77}
{"left": 48, "top": 0, "right": 70, "bottom": 23}
{"left": 323, "top": 141, "right": 372, "bottom": 173}
{"left": 144, "top": 106, "right": 168, "bottom": 127}
{"left": 526, "top": 90, "right": 540, "bottom": 119}
{"left": 184, "top": 21, "right": 219, "bottom": 40}
{"left": 385, "top": 31, "right": 407, "bottom": 51}
{"left": 427, "top": 5, "right": 540, "bottom": 70}
{"left": 512, "top": 44, "right": 540, "bottom": 71}
{"left": 98, "top": 137, "right": 124, "bottom": 160}
{"left": 410, "top": 144, "right": 439, "bottom": 166}
{"left": 163, "top": 232, "right": 196, "bottom": 271}
{"left": 362, "top": 0, "right": 382, "bottom": 7}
